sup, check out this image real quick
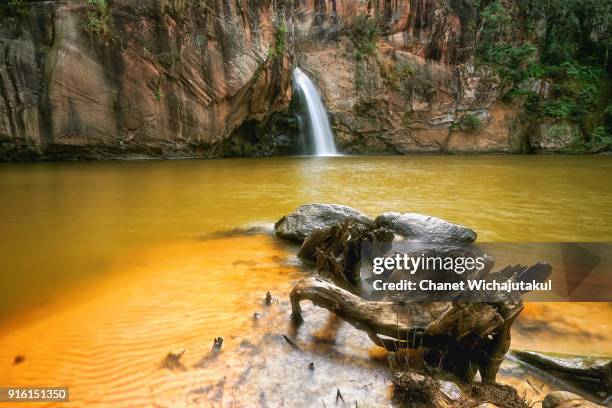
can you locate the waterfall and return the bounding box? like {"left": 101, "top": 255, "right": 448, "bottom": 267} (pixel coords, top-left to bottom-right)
{"left": 293, "top": 67, "right": 338, "bottom": 156}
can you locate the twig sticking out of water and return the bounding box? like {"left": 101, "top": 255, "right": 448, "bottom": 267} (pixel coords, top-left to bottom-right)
{"left": 336, "top": 388, "right": 344, "bottom": 404}
{"left": 213, "top": 337, "right": 223, "bottom": 351}
{"left": 161, "top": 350, "right": 186, "bottom": 371}
{"left": 282, "top": 334, "right": 303, "bottom": 352}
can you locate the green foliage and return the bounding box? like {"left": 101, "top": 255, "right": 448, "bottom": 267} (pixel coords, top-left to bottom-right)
{"left": 479, "top": 0, "right": 512, "bottom": 44}
{"left": 517, "top": 62, "right": 606, "bottom": 127}
{"left": 0, "top": 0, "right": 28, "bottom": 18}
{"left": 520, "top": 0, "right": 611, "bottom": 67}
{"left": 540, "top": 100, "right": 574, "bottom": 119}
{"left": 450, "top": 113, "right": 483, "bottom": 132}
{"left": 154, "top": 87, "right": 163, "bottom": 102}
{"left": 591, "top": 126, "right": 612, "bottom": 145}
{"left": 84, "top": 0, "right": 112, "bottom": 38}
{"left": 476, "top": 1, "right": 536, "bottom": 83}
{"left": 157, "top": 52, "right": 180, "bottom": 70}
{"left": 480, "top": 43, "right": 536, "bottom": 83}
{"left": 275, "top": 20, "right": 288, "bottom": 57}
{"left": 162, "top": 0, "right": 189, "bottom": 24}
{"left": 348, "top": 14, "right": 381, "bottom": 60}
{"left": 252, "top": 65, "right": 263, "bottom": 85}
{"left": 377, "top": 54, "right": 412, "bottom": 90}
{"left": 462, "top": 113, "right": 482, "bottom": 132}
{"left": 194, "top": 34, "right": 207, "bottom": 56}
{"left": 268, "top": 19, "right": 288, "bottom": 62}
{"left": 605, "top": 104, "right": 612, "bottom": 128}
{"left": 475, "top": 0, "right": 612, "bottom": 147}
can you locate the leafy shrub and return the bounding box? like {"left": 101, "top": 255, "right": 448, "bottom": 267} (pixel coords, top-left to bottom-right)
{"left": 476, "top": 0, "right": 611, "bottom": 143}
{"left": 591, "top": 126, "right": 612, "bottom": 145}
{"left": 540, "top": 100, "right": 574, "bottom": 119}
{"left": 521, "top": 0, "right": 611, "bottom": 67}
{"left": 476, "top": 1, "right": 536, "bottom": 83}
{"left": 347, "top": 14, "right": 380, "bottom": 60}
{"left": 377, "top": 55, "right": 412, "bottom": 89}
{"left": 157, "top": 52, "right": 180, "bottom": 70}
{"left": 84, "top": 0, "right": 112, "bottom": 38}
{"left": 268, "top": 19, "right": 288, "bottom": 62}
{"left": 0, "top": 0, "right": 28, "bottom": 18}
{"left": 462, "top": 113, "right": 482, "bottom": 132}
{"left": 154, "top": 87, "right": 163, "bottom": 102}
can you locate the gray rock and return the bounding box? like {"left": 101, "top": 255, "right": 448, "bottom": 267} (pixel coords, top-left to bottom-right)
{"left": 439, "top": 380, "right": 462, "bottom": 401}
{"left": 375, "top": 212, "right": 477, "bottom": 243}
{"left": 530, "top": 120, "right": 581, "bottom": 153}
{"left": 543, "top": 391, "right": 603, "bottom": 408}
{"left": 275, "top": 204, "right": 375, "bottom": 243}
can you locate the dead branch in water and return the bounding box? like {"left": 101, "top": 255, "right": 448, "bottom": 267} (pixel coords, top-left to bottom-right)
{"left": 290, "top": 277, "right": 523, "bottom": 382}
{"left": 282, "top": 334, "right": 303, "bottom": 352}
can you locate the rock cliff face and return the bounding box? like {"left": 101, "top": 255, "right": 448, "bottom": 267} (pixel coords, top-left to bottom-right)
{"left": 0, "top": 0, "right": 294, "bottom": 160}
{"left": 1, "top": 0, "right": 581, "bottom": 160}
{"left": 294, "top": 0, "right": 527, "bottom": 153}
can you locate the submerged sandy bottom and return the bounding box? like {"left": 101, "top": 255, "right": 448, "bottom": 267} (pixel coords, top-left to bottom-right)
{"left": 0, "top": 234, "right": 610, "bottom": 407}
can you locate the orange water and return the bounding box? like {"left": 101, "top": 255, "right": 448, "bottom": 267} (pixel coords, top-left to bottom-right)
{"left": 1, "top": 156, "right": 611, "bottom": 406}
{"left": 0, "top": 236, "right": 304, "bottom": 407}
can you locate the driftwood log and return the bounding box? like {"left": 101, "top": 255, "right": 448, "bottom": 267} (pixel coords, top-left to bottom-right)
{"left": 290, "top": 219, "right": 551, "bottom": 383}
{"left": 290, "top": 277, "right": 522, "bottom": 382}
{"left": 512, "top": 351, "right": 612, "bottom": 401}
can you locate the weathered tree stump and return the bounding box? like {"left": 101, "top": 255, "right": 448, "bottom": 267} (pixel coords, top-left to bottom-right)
{"left": 289, "top": 215, "right": 552, "bottom": 383}
{"left": 297, "top": 219, "right": 393, "bottom": 290}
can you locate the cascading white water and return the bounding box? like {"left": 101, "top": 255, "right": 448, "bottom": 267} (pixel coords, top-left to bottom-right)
{"left": 293, "top": 67, "right": 338, "bottom": 156}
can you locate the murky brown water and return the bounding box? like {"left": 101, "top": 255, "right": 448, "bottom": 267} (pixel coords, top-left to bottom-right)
{"left": 0, "top": 156, "right": 611, "bottom": 407}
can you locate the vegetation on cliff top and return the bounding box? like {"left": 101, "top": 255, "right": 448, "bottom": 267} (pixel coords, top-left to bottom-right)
{"left": 84, "top": 0, "right": 112, "bottom": 39}
{"left": 347, "top": 14, "right": 380, "bottom": 61}
{"left": 347, "top": 14, "right": 413, "bottom": 91}
{"left": 268, "top": 18, "right": 289, "bottom": 62}
{"left": 0, "top": 0, "right": 28, "bottom": 18}
{"left": 474, "top": 0, "right": 611, "bottom": 151}
{"left": 340, "top": 0, "right": 610, "bottom": 151}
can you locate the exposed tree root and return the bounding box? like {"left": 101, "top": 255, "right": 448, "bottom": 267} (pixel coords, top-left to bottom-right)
{"left": 290, "top": 276, "right": 522, "bottom": 382}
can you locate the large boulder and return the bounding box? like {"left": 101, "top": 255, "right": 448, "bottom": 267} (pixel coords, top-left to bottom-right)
{"left": 275, "top": 204, "right": 375, "bottom": 243}
{"left": 530, "top": 120, "right": 581, "bottom": 153}
{"left": 375, "top": 212, "right": 477, "bottom": 243}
